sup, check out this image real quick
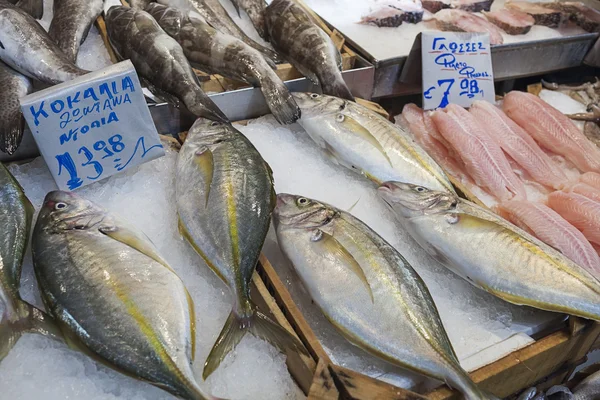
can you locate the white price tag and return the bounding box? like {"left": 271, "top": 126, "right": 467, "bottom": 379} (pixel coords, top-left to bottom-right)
{"left": 421, "top": 32, "right": 495, "bottom": 110}
{"left": 21, "top": 61, "right": 164, "bottom": 191}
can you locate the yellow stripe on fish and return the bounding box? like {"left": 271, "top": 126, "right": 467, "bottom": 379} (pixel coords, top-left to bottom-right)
{"left": 338, "top": 114, "right": 393, "bottom": 168}
{"left": 194, "top": 146, "right": 214, "bottom": 208}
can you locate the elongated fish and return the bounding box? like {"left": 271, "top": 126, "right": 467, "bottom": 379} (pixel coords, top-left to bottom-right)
{"left": 231, "top": 0, "right": 267, "bottom": 39}
{"left": 432, "top": 104, "right": 526, "bottom": 201}
{"left": 293, "top": 93, "right": 455, "bottom": 192}
{"left": 469, "top": 100, "right": 569, "bottom": 189}
{"left": 48, "top": 0, "right": 104, "bottom": 63}
{"left": 105, "top": 6, "right": 228, "bottom": 122}
{"left": 176, "top": 119, "right": 306, "bottom": 379}
{"left": 32, "top": 191, "right": 218, "bottom": 400}
{"left": 265, "top": 0, "right": 355, "bottom": 101}
{"left": 0, "top": 164, "right": 61, "bottom": 361}
{"left": 548, "top": 191, "right": 600, "bottom": 247}
{"left": 0, "top": 62, "right": 31, "bottom": 155}
{"left": 157, "top": 0, "right": 279, "bottom": 61}
{"left": 503, "top": 91, "right": 600, "bottom": 173}
{"left": 495, "top": 200, "right": 600, "bottom": 277}
{"left": 147, "top": 3, "right": 299, "bottom": 125}
{"left": 274, "top": 193, "right": 491, "bottom": 400}
{"left": 378, "top": 181, "right": 600, "bottom": 320}
{"left": 8, "top": 0, "right": 43, "bottom": 19}
{"left": 0, "top": 2, "right": 89, "bottom": 84}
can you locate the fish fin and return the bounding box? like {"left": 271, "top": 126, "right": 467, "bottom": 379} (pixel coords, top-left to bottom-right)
{"left": 265, "top": 56, "right": 278, "bottom": 71}
{"left": 203, "top": 309, "right": 308, "bottom": 379}
{"left": 259, "top": 79, "right": 300, "bottom": 124}
{"left": 0, "top": 107, "right": 25, "bottom": 155}
{"left": 312, "top": 229, "right": 374, "bottom": 303}
{"left": 231, "top": 0, "right": 241, "bottom": 17}
{"left": 15, "top": 0, "right": 43, "bottom": 19}
{"left": 185, "top": 288, "right": 197, "bottom": 362}
{"left": 285, "top": 57, "right": 319, "bottom": 85}
{"left": 140, "top": 77, "right": 181, "bottom": 108}
{"left": 193, "top": 146, "right": 214, "bottom": 208}
{"left": 346, "top": 197, "right": 361, "bottom": 213}
{"left": 337, "top": 114, "right": 392, "bottom": 167}
{"left": 99, "top": 225, "right": 172, "bottom": 270}
{"left": 321, "top": 77, "right": 355, "bottom": 101}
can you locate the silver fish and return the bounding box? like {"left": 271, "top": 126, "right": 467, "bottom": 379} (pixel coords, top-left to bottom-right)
{"left": 231, "top": 0, "right": 267, "bottom": 39}
{"left": 32, "top": 190, "right": 218, "bottom": 400}
{"left": 0, "top": 1, "right": 89, "bottom": 84}
{"left": 0, "top": 62, "right": 32, "bottom": 155}
{"left": 105, "top": 6, "right": 228, "bottom": 122}
{"left": 157, "top": 0, "right": 280, "bottom": 62}
{"left": 274, "top": 193, "right": 491, "bottom": 400}
{"left": 8, "top": 0, "right": 43, "bottom": 19}
{"left": 265, "top": 0, "right": 354, "bottom": 101}
{"left": 378, "top": 181, "right": 600, "bottom": 320}
{"left": 293, "top": 93, "right": 456, "bottom": 193}
{"left": 176, "top": 119, "right": 306, "bottom": 379}
{"left": 0, "top": 163, "right": 61, "bottom": 361}
{"left": 48, "top": 0, "right": 104, "bottom": 62}
{"left": 147, "top": 3, "right": 299, "bottom": 124}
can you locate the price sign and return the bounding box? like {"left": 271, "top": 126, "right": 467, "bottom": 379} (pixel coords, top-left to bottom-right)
{"left": 421, "top": 32, "right": 495, "bottom": 110}
{"left": 21, "top": 60, "right": 164, "bottom": 191}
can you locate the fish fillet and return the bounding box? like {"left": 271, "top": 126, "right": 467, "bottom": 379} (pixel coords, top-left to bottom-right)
{"left": 434, "top": 9, "right": 504, "bottom": 45}
{"left": 496, "top": 200, "right": 600, "bottom": 277}
{"left": 503, "top": 91, "right": 600, "bottom": 173}
{"left": 482, "top": 9, "right": 535, "bottom": 34}
{"left": 548, "top": 191, "right": 600, "bottom": 246}
{"left": 505, "top": 1, "right": 562, "bottom": 27}
{"left": 568, "top": 182, "right": 600, "bottom": 202}
{"left": 432, "top": 104, "right": 526, "bottom": 201}
{"left": 581, "top": 172, "right": 600, "bottom": 190}
{"left": 469, "top": 100, "right": 569, "bottom": 189}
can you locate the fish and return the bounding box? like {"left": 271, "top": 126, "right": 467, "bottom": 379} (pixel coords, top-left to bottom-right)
{"left": 48, "top": 0, "right": 104, "bottom": 63}
{"left": 422, "top": 0, "right": 451, "bottom": 13}
{"left": 494, "top": 200, "right": 600, "bottom": 277}
{"left": 124, "top": 0, "right": 154, "bottom": 9}
{"left": 359, "top": 1, "right": 424, "bottom": 27}
{"left": 567, "top": 182, "right": 600, "bottom": 202}
{"left": 0, "top": 163, "right": 61, "bottom": 362}
{"left": 548, "top": 191, "right": 600, "bottom": 247}
{"left": 231, "top": 0, "right": 268, "bottom": 39}
{"left": 294, "top": 93, "right": 455, "bottom": 192}
{"left": 0, "top": 2, "right": 89, "bottom": 84}
{"left": 570, "top": 368, "right": 600, "bottom": 399}
{"left": 31, "top": 190, "right": 218, "bottom": 400}
{"left": 157, "top": 0, "right": 280, "bottom": 62}
{"left": 482, "top": 9, "right": 535, "bottom": 35}
{"left": 175, "top": 119, "right": 307, "bottom": 379}
{"left": 434, "top": 9, "right": 504, "bottom": 45}
{"left": 147, "top": 3, "right": 299, "bottom": 125}
{"left": 503, "top": 91, "right": 600, "bottom": 173}
{"left": 451, "top": 0, "right": 493, "bottom": 12}
{"left": 505, "top": 1, "right": 562, "bottom": 28}
{"left": 378, "top": 181, "right": 600, "bottom": 321}
{"left": 543, "top": 1, "right": 600, "bottom": 32}
{"left": 0, "top": 62, "right": 32, "bottom": 155}
{"left": 265, "top": 0, "right": 355, "bottom": 101}
{"left": 105, "top": 6, "right": 228, "bottom": 123}
{"left": 469, "top": 100, "right": 568, "bottom": 189}
{"left": 8, "top": 0, "right": 43, "bottom": 19}
{"left": 581, "top": 172, "right": 600, "bottom": 190}
{"left": 273, "top": 193, "right": 491, "bottom": 400}
{"left": 432, "top": 104, "right": 526, "bottom": 201}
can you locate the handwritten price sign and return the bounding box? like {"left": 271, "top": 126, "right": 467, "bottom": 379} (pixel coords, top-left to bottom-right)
{"left": 21, "top": 61, "right": 164, "bottom": 191}
{"left": 421, "top": 32, "right": 495, "bottom": 110}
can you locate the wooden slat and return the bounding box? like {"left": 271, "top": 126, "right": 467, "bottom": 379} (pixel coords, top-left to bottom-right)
{"left": 307, "top": 359, "right": 340, "bottom": 400}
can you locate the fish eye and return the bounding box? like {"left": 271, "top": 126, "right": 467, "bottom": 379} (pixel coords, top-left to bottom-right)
{"left": 415, "top": 186, "right": 427, "bottom": 193}
{"left": 55, "top": 202, "right": 68, "bottom": 210}
{"left": 336, "top": 114, "right": 345, "bottom": 122}
{"left": 210, "top": 121, "right": 220, "bottom": 126}
{"left": 310, "top": 93, "right": 320, "bottom": 99}
{"left": 297, "top": 197, "right": 309, "bottom": 206}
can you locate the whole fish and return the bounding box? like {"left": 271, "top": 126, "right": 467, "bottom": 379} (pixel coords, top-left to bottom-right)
{"left": 231, "top": 0, "right": 267, "bottom": 38}
{"left": 0, "top": 163, "right": 61, "bottom": 361}
{"left": 32, "top": 190, "right": 217, "bottom": 400}
{"left": 0, "top": 62, "right": 32, "bottom": 155}
{"left": 273, "top": 193, "right": 490, "bottom": 400}
{"left": 105, "top": 6, "right": 228, "bottom": 122}
{"left": 0, "top": 2, "right": 89, "bottom": 84}
{"left": 48, "top": 0, "right": 104, "bottom": 62}
{"left": 147, "top": 3, "right": 299, "bottom": 124}
{"left": 176, "top": 119, "right": 306, "bottom": 379}
{"left": 265, "top": 0, "right": 355, "bottom": 101}
{"left": 157, "top": 0, "right": 280, "bottom": 61}
{"left": 293, "top": 92, "right": 455, "bottom": 193}
{"left": 8, "top": 0, "right": 43, "bottom": 19}
{"left": 378, "top": 181, "right": 600, "bottom": 320}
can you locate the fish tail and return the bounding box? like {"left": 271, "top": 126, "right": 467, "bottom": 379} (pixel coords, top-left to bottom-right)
{"left": 185, "top": 87, "right": 230, "bottom": 124}
{"left": 319, "top": 72, "right": 355, "bottom": 102}
{"left": 202, "top": 307, "right": 308, "bottom": 379}
{"left": 0, "top": 299, "right": 62, "bottom": 361}
{"left": 259, "top": 76, "right": 301, "bottom": 125}
{"left": 0, "top": 105, "right": 25, "bottom": 156}
{"left": 15, "top": 0, "right": 44, "bottom": 19}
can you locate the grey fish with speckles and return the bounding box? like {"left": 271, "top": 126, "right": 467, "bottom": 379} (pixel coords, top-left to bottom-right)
{"left": 0, "top": 62, "right": 31, "bottom": 155}
{"left": 147, "top": 3, "right": 299, "bottom": 124}
{"left": 106, "top": 6, "right": 228, "bottom": 122}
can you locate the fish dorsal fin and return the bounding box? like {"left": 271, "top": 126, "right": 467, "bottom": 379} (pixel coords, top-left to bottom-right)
{"left": 336, "top": 114, "right": 393, "bottom": 167}
{"left": 99, "top": 224, "right": 171, "bottom": 271}
{"left": 194, "top": 146, "right": 214, "bottom": 208}
{"left": 311, "top": 229, "right": 374, "bottom": 303}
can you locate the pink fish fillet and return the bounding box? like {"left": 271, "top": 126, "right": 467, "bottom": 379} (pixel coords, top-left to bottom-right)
{"left": 432, "top": 104, "right": 527, "bottom": 201}
{"left": 434, "top": 9, "right": 504, "bottom": 44}
{"left": 495, "top": 200, "right": 600, "bottom": 276}
{"left": 503, "top": 91, "right": 600, "bottom": 173}
{"left": 469, "top": 100, "right": 569, "bottom": 189}
{"left": 568, "top": 182, "right": 600, "bottom": 202}
{"left": 548, "top": 191, "right": 600, "bottom": 246}
{"left": 581, "top": 172, "right": 600, "bottom": 190}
